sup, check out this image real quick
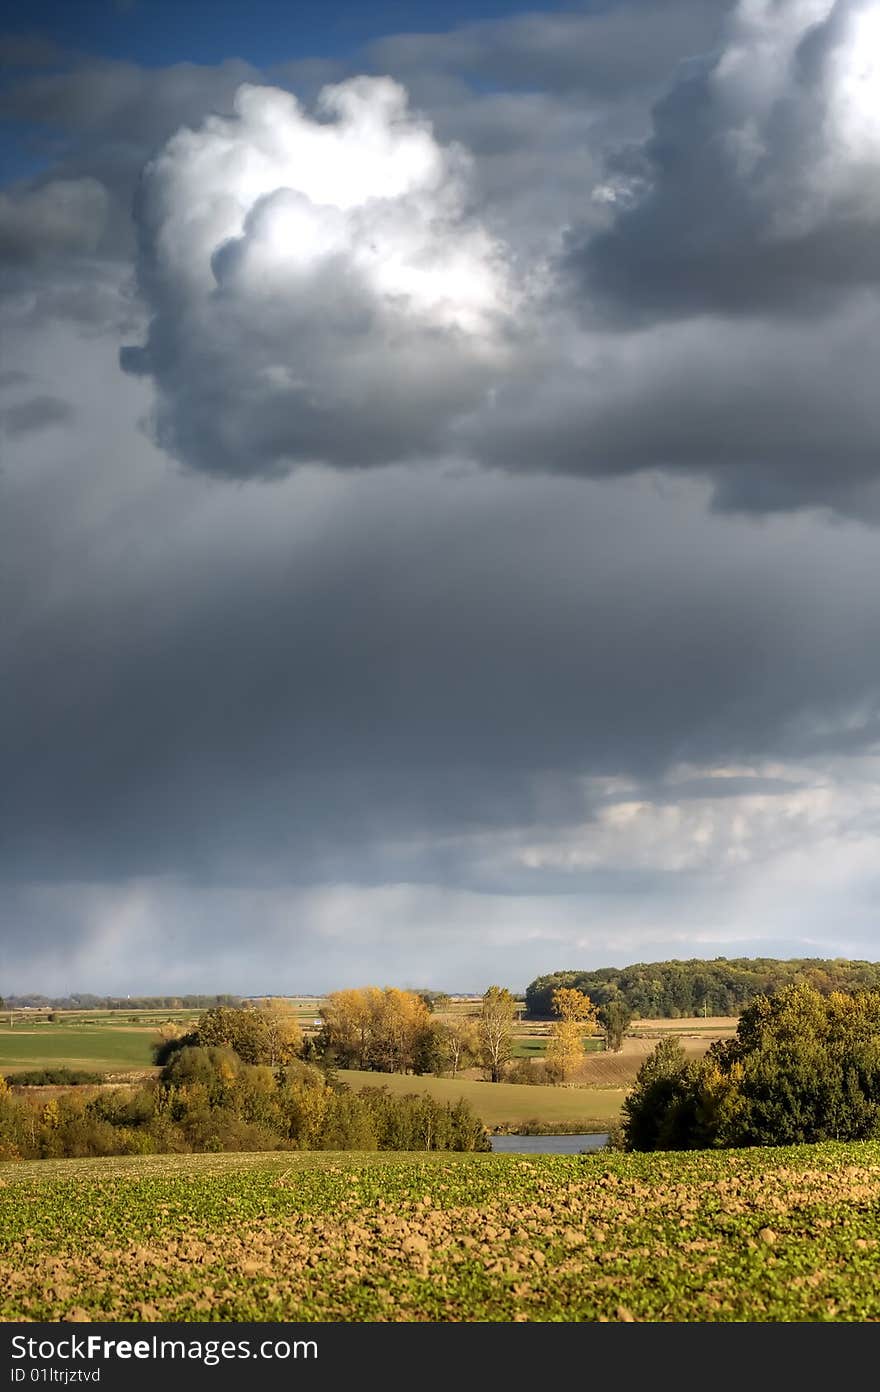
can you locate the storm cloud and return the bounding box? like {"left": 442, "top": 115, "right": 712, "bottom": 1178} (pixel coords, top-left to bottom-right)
{"left": 474, "top": 298, "right": 880, "bottom": 515}
{"left": 3, "top": 0, "right": 880, "bottom": 992}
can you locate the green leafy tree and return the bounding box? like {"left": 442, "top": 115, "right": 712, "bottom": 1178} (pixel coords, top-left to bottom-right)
{"left": 623, "top": 984, "right": 880, "bottom": 1150}
{"left": 621, "top": 1037, "right": 701, "bottom": 1151}
{"left": 155, "top": 1005, "right": 303, "bottom": 1068}
{"left": 598, "top": 999, "right": 632, "bottom": 1052}
{"left": 702, "top": 985, "right": 880, "bottom": 1146}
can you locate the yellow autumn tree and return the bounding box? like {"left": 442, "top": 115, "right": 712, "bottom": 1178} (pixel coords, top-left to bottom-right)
{"left": 370, "top": 988, "right": 433, "bottom": 1073}
{"left": 545, "top": 987, "right": 598, "bottom": 1082}
{"left": 320, "top": 987, "right": 436, "bottom": 1073}
{"left": 256, "top": 999, "right": 304, "bottom": 1066}
{"left": 320, "top": 988, "right": 381, "bottom": 1068}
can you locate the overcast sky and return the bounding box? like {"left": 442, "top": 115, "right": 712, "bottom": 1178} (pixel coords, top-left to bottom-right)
{"left": 3, "top": 0, "right": 880, "bottom": 995}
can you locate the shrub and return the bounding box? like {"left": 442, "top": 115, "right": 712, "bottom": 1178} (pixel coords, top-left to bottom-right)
{"left": 6, "top": 1069, "right": 104, "bottom": 1086}
{"left": 622, "top": 1037, "right": 702, "bottom": 1151}
{"left": 153, "top": 1005, "right": 302, "bottom": 1068}
{"left": 506, "top": 1058, "right": 536, "bottom": 1085}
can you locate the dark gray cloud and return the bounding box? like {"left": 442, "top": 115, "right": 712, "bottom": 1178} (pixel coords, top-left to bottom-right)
{"left": 0, "top": 54, "right": 258, "bottom": 141}
{"left": 0, "top": 177, "right": 108, "bottom": 263}
{"left": 4, "top": 389, "right": 880, "bottom": 898}
{"left": 0, "top": 54, "right": 262, "bottom": 264}
{"left": 472, "top": 297, "right": 880, "bottom": 516}
{"left": 0, "top": 32, "right": 66, "bottom": 67}
{"left": 5, "top": 395, "right": 880, "bottom": 991}
{"left": 367, "top": 0, "right": 733, "bottom": 101}
{"left": 0, "top": 392, "right": 74, "bottom": 436}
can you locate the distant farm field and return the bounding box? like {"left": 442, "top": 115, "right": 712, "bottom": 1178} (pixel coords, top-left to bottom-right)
{"left": 337, "top": 1070, "right": 627, "bottom": 1128}
{"left": 628, "top": 1016, "right": 739, "bottom": 1034}
{"left": 0, "top": 1024, "right": 156, "bottom": 1075}
{"left": 3, "top": 1142, "right": 880, "bottom": 1321}
{"left": 570, "top": 1031, "right": 734, "bottom": 1089}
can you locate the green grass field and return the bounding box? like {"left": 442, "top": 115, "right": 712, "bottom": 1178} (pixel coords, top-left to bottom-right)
{"left": 0, "top": 1025, "right": 156, "bottom": 1074}
{"left": 3, "top": 1142, "right": 880, "bottom": 1320}
{"left": 337, "top": 1070, "right": 625, "bottom": 1128}
{"left": 0, "top": 1006, "right": 320, "bottom": 1075}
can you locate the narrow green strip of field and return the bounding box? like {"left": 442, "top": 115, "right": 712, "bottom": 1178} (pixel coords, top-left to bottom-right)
{"left": 336, "top": 1069, "right": 625, "bottom": 1127}
{"left": 3, "top": 1142, "right": 880, "bottom": 1321}
{"left": 509, "top": 1036, "right": 604, "bottom": 1058}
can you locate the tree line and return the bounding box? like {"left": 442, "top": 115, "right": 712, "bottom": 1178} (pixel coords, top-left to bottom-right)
{"left": 307, "top": 986, "right": 521, "bottom": 1080}
{"left": 314, "top": 985, "right": 616, "bottom": 1080}
{"left": 153, "top": 992, "right": 531, "bottom": 1087}
{"left": 315, "top": 986, "right": 622, "bottom": 1080}
{"left": 2, "top": 994, "right": 242, "bottom": 1011}
{"left": 525, "top": 958, "right": 880, "bottom": 1019}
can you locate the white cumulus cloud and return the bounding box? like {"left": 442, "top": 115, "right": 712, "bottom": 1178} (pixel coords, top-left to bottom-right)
{"left": 714, "top": 0, "right": 880, "bottom": 232}
{"left": 580, "top": 0, "right": 880, "bottom": 321}
{"left": 122, "top": 77, "right": 518, "bottom": 477}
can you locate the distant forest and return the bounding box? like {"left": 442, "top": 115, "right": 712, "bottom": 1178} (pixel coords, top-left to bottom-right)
{"left": 524, "top": 959, "right": 880, "bottom": 1019}
{"left": 2, "top": 994, "right": 241, "bottom": 1011}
